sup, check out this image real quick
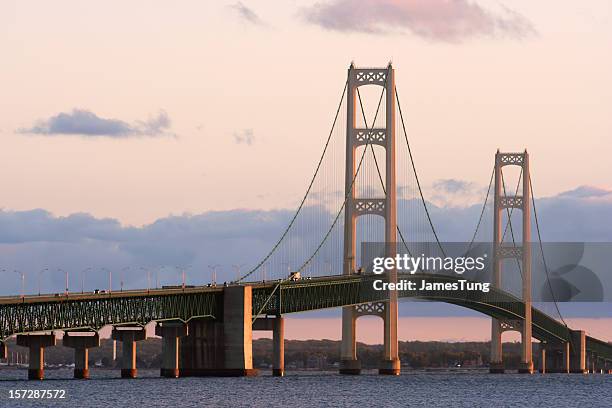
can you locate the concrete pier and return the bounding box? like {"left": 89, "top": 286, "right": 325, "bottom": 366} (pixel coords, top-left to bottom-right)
{"left": 111, "top": 326, "right": 146, "bottom": 378}
{"left": 16, "top": 333, "right": 56, "bottom": 380}
{"left": 181, "top": 318, "right": 224, "bottom": 375}
{"left": 222, "top": 286, "right": 257, "bottom": 376}
{"left": 569, "top": 330, "right": 587, "bottom": 374}
{"left": 63, "top": 331, "right": 100, "bottom": 379}
{"left": 155, "top": 321, "right": 188, "bottom": 378}
{"left": 539, "top": 342, "right": 568, "bottom": 373}
{"left": 489, "top": 319, "right": 504, "bottom": 373}
{"left": 339, "top": 307, "right": 361, "bottom": 375}
{"left": 272, "top": 317, "right": 284, "bottom": 377}
{"left": 253, "top": 316, "right": 285, "bottom": 376}
{"left": 1, "top": 341, "right": 6, "bottom": 360}
{"left": 181, "top": 286, "right": 258, "bottom": 377}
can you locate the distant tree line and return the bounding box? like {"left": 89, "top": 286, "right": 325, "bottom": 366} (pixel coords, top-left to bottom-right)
{"left": 3, "top": 338, "right": 529, "bottom": 370}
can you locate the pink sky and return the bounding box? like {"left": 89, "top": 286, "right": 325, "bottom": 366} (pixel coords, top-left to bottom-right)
{"left": 1, "top": 1, "right": 611, "bottom": 226}
{"left": 253, "top": 317, "right": 612, "bottom": 344}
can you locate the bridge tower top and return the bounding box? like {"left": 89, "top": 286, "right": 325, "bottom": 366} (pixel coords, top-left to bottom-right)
{"left": 343, "top": 64, "right": 396, "bottom": 276}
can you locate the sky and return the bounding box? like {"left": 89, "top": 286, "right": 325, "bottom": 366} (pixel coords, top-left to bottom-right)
{"left": 1, "top": 0, "right": 611, "bottom": 341}
{"left": 1, "top": 0, "right": 611, "bottom": 225}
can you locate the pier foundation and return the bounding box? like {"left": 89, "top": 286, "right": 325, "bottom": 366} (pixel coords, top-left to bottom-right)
{"left": 63, "top": 331, "right": 100, "bottom": 379}
{"left": 16, "top": 333, "right": 56, "bottom": 380}
{"left": 181, "top": 286, "right": 258, "bottom": 377}
{"left": 253, "top": 316, "right": 284, "bottom": 376}
{"left": 112, "top": 326, "right": 146, "bottom": 378}
{"left": 156, "top": 321, "right": 188, "bottom": 378}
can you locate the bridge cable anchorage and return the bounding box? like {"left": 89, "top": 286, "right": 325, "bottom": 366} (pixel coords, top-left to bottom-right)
{"left": 529, "top": 173, "right": 573, "bottom": 343}
{"left": 237, "top": 81, "right": 349, "bottom": 283}
{"left": 296, "top": 70, "right": 391, "bottom": 273}
{"left": 466, "top": 165, "right": 495, "bottom": 253}
{"left": 395, "top": 88, "right": 446, "bottom": 258}
{"left": 500, "top": 168, "right": 524, "bottom": 280}
{"left": 355, "top": 88, "right": 413, "bottom": 259}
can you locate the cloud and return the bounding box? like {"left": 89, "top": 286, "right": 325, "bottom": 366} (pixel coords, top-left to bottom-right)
{"left": 558, "top": 186, "right": 612, "bottom": 199}
{"left": 233, "top": 128, "right": 255, "bottom": 145}
{"left": 1, "top": 185, "right": 612, "bottom": 317}
{"left": 19, "top": 109, "right": 173, "bottom": 138}
{"left": 229, "top": 2, "right": 265, "bottom": 26}
{"left": 428, "top": 178, "right": 485, "bottom": 208}
{"left": 432, "top": 179, "right": 476, "bottom": 194}
{"left": 300, "top": 0, "right": 536, "bottom": 42}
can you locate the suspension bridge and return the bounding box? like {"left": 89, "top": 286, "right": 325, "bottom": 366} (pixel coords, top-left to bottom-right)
{"left": 1, "top": 63, "right": 611, "bottom": 380}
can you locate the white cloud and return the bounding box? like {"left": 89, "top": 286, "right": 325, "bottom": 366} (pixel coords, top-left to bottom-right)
{"left": 19, "top": 109, "right": 172, "bottom": 138}
{"left": 301, "top": 0, "right": 536, "bottom": 42}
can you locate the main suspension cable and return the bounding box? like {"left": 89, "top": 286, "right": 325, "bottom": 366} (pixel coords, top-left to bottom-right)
{"left": 467, "top": 165, "right": 494, "bottom": 253}
{"left": 530, "top": 173, "right": 571, "bottom": 332}
{"left": 237, "top": 81, "right": 348, "bottom": 282}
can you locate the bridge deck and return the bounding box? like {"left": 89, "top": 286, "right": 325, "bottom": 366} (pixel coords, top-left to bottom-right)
{"left": 1, "top": 274, "right": 611, "bottom": 360}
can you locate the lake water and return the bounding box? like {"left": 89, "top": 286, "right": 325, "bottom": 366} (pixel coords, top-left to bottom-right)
{"left": 0, "top": 368, "right": 610, "bottom": 407}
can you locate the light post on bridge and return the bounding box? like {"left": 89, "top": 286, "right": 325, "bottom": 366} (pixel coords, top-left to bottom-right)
{"left": 175, "top": 265, "right": 192, "bottom": 289}
{"left": 13, "top": 270, "right": 25, "bottom": 298}
{"left": 232, "top": 264, "right": 245, "bottom": 282}
{"left": 120, "top": 266, "right": 131, "bottom": 292}
{"left": 140, "top": 267, "right": 151, "bottom": 292}
{"left": 38, "top": 267, "right": 48, "bottom": 296}
{"left": 57, "top": 268, "right": 68, "bottom": 295}
{"left": 100, "top": 267, "right": 111, "bottom": 293}
{"left": 80, "top": 267, "right": 92, "bottom": 294}
{"left": 208, "top": 264, "right": 220, "bottom": 286}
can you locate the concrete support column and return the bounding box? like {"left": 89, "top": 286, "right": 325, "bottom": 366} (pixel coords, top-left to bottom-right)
{"left": 112, "top": 326, "right": 146, "bottom": 378}
{"left": 489, "top": 319, "right": 504, "bottom": 373}
{"left": 223, "top": 286, "right": 257, "bottom": 376}
{"left": 253, "top": 316, "right": 285, "bottom": 376}
{"left": 156, "top": 322, "right": 188, "bottom": 378}
{"left": 272, "top": 317, "right": 284, "bottom": 377}
{"left": 563, "top": 342, "right": 571, "bottom": 373}
{"left": 543, "top": 342, "right": 568, "bottom": 373}
{"left": 339, "top": 307, "right": 360, "bottom": 374}
{"left": 1, "top": 341, "right": 6, "bottom": 360}
{"left": 16, "top": 333, "right": 56, "bottom": 380}
{"left": 569, "top": 330, "right": 587, "bottom": 374}
{"left": 63, "top": 332, "right": 100, "bottom": 379}
{"left": 539, "top": 343, "right": 546, "bottom": 374}
{"left": 180, "top": 318, "right": 225, "bottom": 376}
{"left": 596, "top": 357, "right": 604, "bottom": 374}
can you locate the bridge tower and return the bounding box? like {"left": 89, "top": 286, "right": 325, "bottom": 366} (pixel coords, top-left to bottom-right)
{"left": 490, "top": 150, "right": 534, "bottom": 373}
{"left": 340, "top": 63, "right": 400, "bottom": 375}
